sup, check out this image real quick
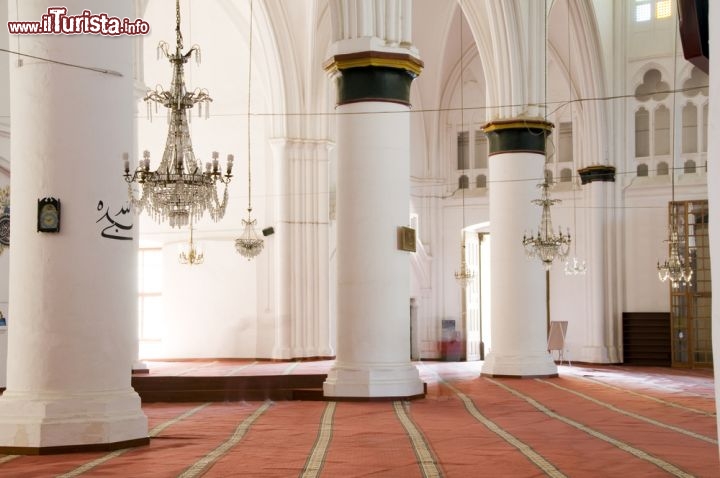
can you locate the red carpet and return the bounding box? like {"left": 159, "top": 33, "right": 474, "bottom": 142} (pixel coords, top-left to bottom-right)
{"left": 0, "top": 361, "right": 717, "bottom": 477}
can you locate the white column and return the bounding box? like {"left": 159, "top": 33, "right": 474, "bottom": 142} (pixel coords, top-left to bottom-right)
{"left": 480, "top": 125, "right": 557, "bottom": 378}
{"left": 323, "top": 101, "right": 423, "bottom": 398}
{"left": 268, "top": 139, "right": 333, "bottom": 360}
{"left": 0, "top": 0, "right": 147, "bottom": 451}
{"left": 581, "top": 181, "right": 610, "bottom": 363}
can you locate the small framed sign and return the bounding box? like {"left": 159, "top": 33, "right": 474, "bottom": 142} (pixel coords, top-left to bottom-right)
{"left": 397, "top": 226, "right": 416, "bottom": 252}
{"left": 38, "top": 197, "right": 61, "bottom": 233}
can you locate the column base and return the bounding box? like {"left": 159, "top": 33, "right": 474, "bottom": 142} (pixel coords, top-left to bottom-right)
{"left": 480, "top": 352, "right": 558, "bottom": 378}
{"left": 323, "top": 361, "right": 425, "bottom": 399}
{"left": 0, "top": 389, "right": 148, "bottom": 453}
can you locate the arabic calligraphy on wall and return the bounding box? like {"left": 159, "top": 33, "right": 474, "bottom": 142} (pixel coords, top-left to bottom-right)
{"left": 0, "top": 186, "right": 8, "bottom": 254}
{"left": 96, "top": 200, "right": 133, "bottom": 240}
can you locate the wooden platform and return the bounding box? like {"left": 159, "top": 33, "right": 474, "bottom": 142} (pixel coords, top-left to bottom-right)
{"left": 131, "top": 373, "right": 327, "bottom": 402}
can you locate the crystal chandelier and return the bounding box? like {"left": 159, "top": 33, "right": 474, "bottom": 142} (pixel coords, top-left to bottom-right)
{"left": 455, "top": 235, "right": 476, "bottom": 287}
{"left": 124, "top": 0, "right": 233, "bottom": 229}
{"left": 453, "top": 9, "right": 474, "bottom": 288}
{"left": 656, "top": 47, "right": 691, "bottom": 290}
{"left": 523, "top": 181, "right": 571, "bottom": 270}
{"left": 234, "top": 0, "right": 264, "bottom": 260}
{"left": 564, "top": 178, "right": 586, "bottom": 275}
{"left": 178, "top": 219, "right": 204, "bottom": 266}
{"left": 657, "top": 223, "right": 692, "bottom": 289}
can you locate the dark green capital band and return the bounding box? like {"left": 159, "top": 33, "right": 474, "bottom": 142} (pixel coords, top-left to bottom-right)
{"left": 482, "top": 119, "right": 554, "bottom": 156}
{"left": 324, "top": 51, "right": 424, "bottom": 106}
{"left": 578, "top": 165, "right": 616, "bottom": 184}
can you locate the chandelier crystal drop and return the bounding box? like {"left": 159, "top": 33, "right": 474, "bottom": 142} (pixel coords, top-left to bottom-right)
{"left": 657, "top": 229, "right": 692, "bottom": 288}
{"left": 522, "top": 181, "right": 571, "bottom": 270}
{"left": 178, "top": 220, "right": 204, "bottom": 266}
{"left": 124, "top": 0, "right": 232, "bottom": 229}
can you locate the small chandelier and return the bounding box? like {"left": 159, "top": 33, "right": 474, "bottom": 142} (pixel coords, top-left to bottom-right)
{"left": 453, "top": 9, "right": 474, "bottom": 288}
{"left": 179, "top": 219, "right": 204, "bottom": 266}
{"left": 234, "top": 0, "right": 264, "bottom": 260}
{"left": 564, "top": 180, "right": 586, "bottom": 275}
{"left": 455, "top": 236, "right": 476, "bottom": 287}
{"left": 657, "top": 229, "right": 692, "bottom": 288}
{"left": 523, "top": 181, "right": 571, "bottom": 270}
{"left": 124, "top": 0, "right": 233, "bottom": 229}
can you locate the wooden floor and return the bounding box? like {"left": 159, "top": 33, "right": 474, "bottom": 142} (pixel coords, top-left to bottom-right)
{"left": 0, "top": 360, "right": 717, "bottom": 477}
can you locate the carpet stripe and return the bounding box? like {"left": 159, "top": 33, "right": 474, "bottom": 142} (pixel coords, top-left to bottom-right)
{"left": 224, "top": 361, "right": 259, "bottom": 376}
{"left": 393, "top": 401, "right": 443, "bottom": 478}
{"left": 300, "top": 401, "right": 336, "bottom": 478}
{"left": 578, "top": 375, "right": 716, "bottom": 417}
{"left": 57, "top": 402, "right": 213, "bottom": 478}
{"left": 537, "top": 378, "right": 717, "bottom": 444}
{"left": 441, "top": 380, "right": 567, "bottom": 478}
{"left": 178, "top": 400, "right": 272, "bottom": 478}
{"left": 488, "top": 378, "right": 694, "bottom": 478}
{"left": 176, "top": 361, "right": 219, "bottom": 376}
{"left": 282, "top": 362, "right": 301, "bottom": 375}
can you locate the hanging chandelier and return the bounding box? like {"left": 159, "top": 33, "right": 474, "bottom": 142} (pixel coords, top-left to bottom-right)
{"left": 564, "top": 180, "right": 586, "bottom": 275}
{"left": 523, "top": 181, "right": 571, "bottom": 270}
{"left": 124, "top": 0, "right": 233, "bottom": 229}
{"left": 234, "top": 0, "right": 264, "bottom": 260}
{"left": 453, "top": 8, "right": 474, "bottom": 288}
{"left": 455, "top": 235, "right": 476, "bottom": 287}
{"left": 657, "top": 227, "right": 692, "bottom": 288}
{"left": 178, "top": 219, "right": 204, "bottom": 266}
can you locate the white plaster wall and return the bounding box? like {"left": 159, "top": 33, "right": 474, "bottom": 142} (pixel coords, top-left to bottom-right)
{"left": 158, "top": 240, "right": 258, "bottom": 359}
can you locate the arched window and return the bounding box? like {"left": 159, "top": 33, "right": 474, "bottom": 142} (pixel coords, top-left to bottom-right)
{"left": 475, "top": 174, "right": 487, "bottom": 189}
{"left": 457, "top": 132, "right": 469, "bottom": 170}
{"left": 474, "top": 131, "right": 488, "bottom": 169}
{"left": 657, "top": 161, "right": 669, "bottom": 175}
{"left": 560, "top": 168, "right": 572, "bottom": 183}
{"left": 654, "top": 105, "right": 670, "bottom": 155}
{"left": 637, "top": 163, "right": 649, "bottom": 177}
{"left": 702, "top": 104, "right": 708, "bottom": 152}
{"left": 635, "top": 108, "right": 650, "bottom": 157}
{"left": 545, "top": 170, "right": 554, "bottom": 184}
{"left": 684, "top": 160, "right": 696, "bottom": 174}
{"left": 459, "top": 174, "right": 469, "bottom": 189}
{"left": 682, "top": 103, "right": 698, "bottom": 154}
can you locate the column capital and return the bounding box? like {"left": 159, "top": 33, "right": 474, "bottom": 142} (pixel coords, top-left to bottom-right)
{"left": 578, "top": 165, "right": 616, "bottom": 184}
{"left": 482, "top": 118, "right": 554, "bottom": 156}
{"left": 324, "top": 51, "right": 423, "bottom": 107}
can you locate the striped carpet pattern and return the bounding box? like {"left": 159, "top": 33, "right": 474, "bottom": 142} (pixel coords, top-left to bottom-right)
{"left": 0, "top": 361, "right": 717, "bottom": 477}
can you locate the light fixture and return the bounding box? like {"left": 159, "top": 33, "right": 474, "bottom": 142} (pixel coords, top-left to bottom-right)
{"left": 657, "top": 228, "right": 692, "bottom": 288}
{"left": 657, "top": 19, "right": 692, "bottom": 289}
{"left": 454, "top": 8, "right": 475, "bottom": 288}
{"left": 562, "top": 4, "right": 586, "bottom": 276}
{"left": 124, "top": 0, "right": 233, "bottom": 229}
{"left": 178, "top": 218, "right": 204, "bottom": 266}
{"left": 234, "top": 0, "right": 264, "bottom": 260}
{"left": 523, "top": 181, "right": 572, "bottom": 270}
{"left": 564, "top": 178, "right": 586, "bottom": 275}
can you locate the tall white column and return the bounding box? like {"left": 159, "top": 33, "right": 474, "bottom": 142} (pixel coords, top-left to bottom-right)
{"left": 481, "top": 120, "right": 558, "bottom": 378}
{"left": 268, "top": 139, "right": 333, "bottom": 360}
{"left": 322, "top": 38, "right": 424, "bottom": 397}
{"left": 0, "top": 0, "right": 148, "bottom": 452}
{"left": 324, "top": 100, "right": 423, "bottom": 397}
{"left": 577, "top": 167, "right": 617, "bottom": 363}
